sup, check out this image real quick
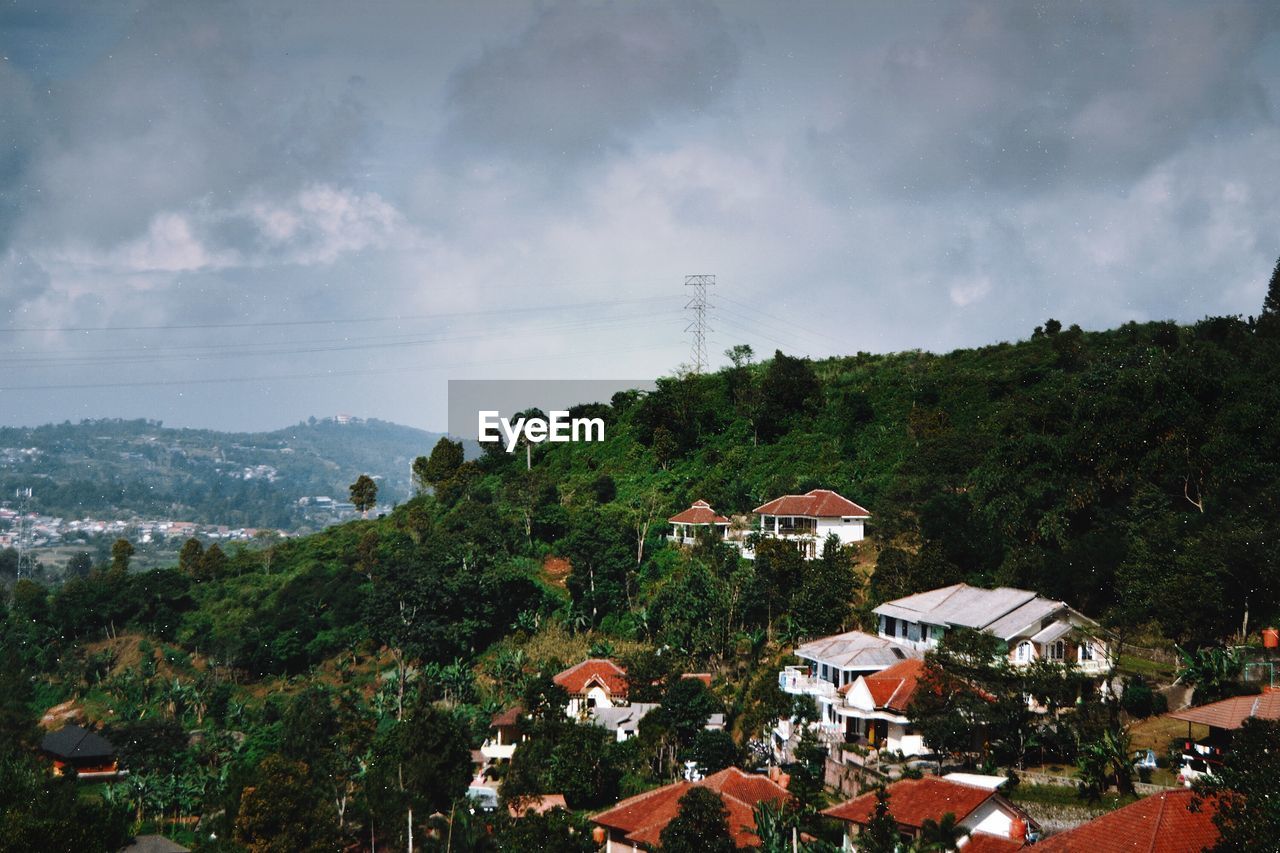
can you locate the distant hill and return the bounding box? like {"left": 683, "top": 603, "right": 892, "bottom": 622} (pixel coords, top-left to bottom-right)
{"left": 0, "top": 417, "right": 451, "bottom": 529}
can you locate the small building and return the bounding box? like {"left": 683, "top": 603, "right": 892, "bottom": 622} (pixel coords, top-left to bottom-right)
{"left": 591, "top": 767, "right": 791, "bottom": 852}
{"left": 836, "top": 658, "right": 929, "bottom": 756}
{"left": 749, "top": 488, "right": 870, "bottom": 559}
{"left": 39, "top": 724, "right": 121, "bottom": 780}
{"left": 1167, "top": 688, "right": 1280, "bottom": 785}
{"left": 481, "top": 707, "right": 525, "bottom": 762}
{"left": 872, "top": 583, "right": 1109, "bottom": 674}
{"left": 667, "top": 500, "right": 730, "bottom": 545}
{"left": 508, "top": 794, "right": 568, "bottom": 818}
{"left": 553, "top": 659, "right": 629, "bottom": 718}
{"left": 1033, "top": 789, "right": 1218, "bottom": 852}
{"left": 824, "top": 776, "right": 1036, "bottom": 850}
{"left": 778, "top": 630, "right": 921, "bottom": 732}
{"left": 590, "top": 702, "right": 660, "bottom": 742}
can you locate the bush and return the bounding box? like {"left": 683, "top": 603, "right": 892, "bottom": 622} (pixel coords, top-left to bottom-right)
{"left": 1121, "top": 676, "right": 1157, "bottom": 718}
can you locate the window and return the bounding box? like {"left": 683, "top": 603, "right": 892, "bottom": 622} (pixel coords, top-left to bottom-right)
{"left": 884, "top": 616, "right": 897, "bottom": 637}
{"left": 907, "top": 622, "right": 921, "bottom": 642}
{"left": 1048, "top": 640, "right": 1067, "bottom": 661}
{"left": 1015, "top": 641, "right": 1033, "bottom": 663}
{"left": 1079, "top": 643, "right": 1094, "bottom": 661}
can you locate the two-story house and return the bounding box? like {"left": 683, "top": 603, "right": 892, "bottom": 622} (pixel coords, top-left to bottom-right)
{"left": 749, "top": 488, "right": 870, "bottom": 559}
{"left": 553, "top": 659, "right": 629, "bottom": 718}
{"left": 872, "top": 583, "right": 1109, "bottom": 674}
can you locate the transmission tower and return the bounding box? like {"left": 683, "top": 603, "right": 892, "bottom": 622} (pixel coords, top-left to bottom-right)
{"left": 13, "top": 488, "right": 33, "bottom": 579}
{"left": 684, "top": 274, "right": 715, "bottom": 373}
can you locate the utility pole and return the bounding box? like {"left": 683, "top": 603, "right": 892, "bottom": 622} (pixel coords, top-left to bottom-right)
{"left": 684, "top": 274, "right": 715, "bottom": 373}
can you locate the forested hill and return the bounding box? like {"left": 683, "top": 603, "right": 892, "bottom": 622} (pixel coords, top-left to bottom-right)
{"left": 0, "top": 417, "right": 447, "bottom": 528}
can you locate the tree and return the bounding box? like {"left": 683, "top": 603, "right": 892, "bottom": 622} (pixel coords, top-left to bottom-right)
{"left": 414, "top": 437, "right": 464, "bottom": 493}
{"left": 1196, "top": 718, "right": 1280, "bottom": 852}
{"left": 1258, "top": 255, "right": 1280, "bottom": 336}
{"left": 349, "top": 474, "right": 378, "bottom": 517}
{"left": 791, "top": 534, "right": 858, "bottom": 636}
{"left": 914, "top": 813, "right": 969, "bottom": 852}
{"left": 177, "top": 538, "right": 204, "bottom": 577}
{"left": 234, "top": 754, "right": 338, "bottom": 853}
{"left": 1176, "top": 645, "right": 1246, "bottom": 705}
{"left": 659, "top": 787, "right": 735, "bottom": 853}
{"left": 109, "top": 538, "right": 134, "bottom": 576}
{"left": 200, "top": 543, "right": 227, "bottom": 581}
{"left": 65, "top": 551, "right": 92, "bottom": 579}
{"left": 859, "top": 786, "right": 901, "bottom": 853}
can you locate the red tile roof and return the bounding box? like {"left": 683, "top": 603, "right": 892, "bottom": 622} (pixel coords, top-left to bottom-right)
{"left": 669, "top": 500, "right": 730, "bottom": 524}
{"left": 862, "top": 658, "right": 926, "bottom": 712}
{"left": 1034, "top": 790, "right": 1219, "bottom": 853}
{"left": 824, "top": 778, "right": 998, "bottom": 829}
{"left": 553, "top": 659, "right": 628, "bottom": 697}
{"left": 593, "top": 767, "right": 791, "bottom": 849}
{"left": 490, "top": 706, "right": 523, "bottom": 728}
{"left": 1168, "top": 690, "right": 1280, "bottom": 730}
{"left": 753, "top": 489, "right": 870, "bottom": 518}
{"left": 963, "top": 834, "right": 1027, "bottom": 853}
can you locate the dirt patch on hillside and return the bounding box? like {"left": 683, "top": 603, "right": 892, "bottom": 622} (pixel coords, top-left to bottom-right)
{"left": 541, "top": 556, "right": 571, "bottom": 589}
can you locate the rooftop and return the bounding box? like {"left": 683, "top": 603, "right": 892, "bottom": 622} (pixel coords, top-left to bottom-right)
{"left": 39, "top": 724, "right": 115, "bottom": 761}
{"left": 668, "top": 500, "right": 730, "bottom": 525}
{"left": 873, "top": 583, "right": 1095, "bottom": 640}
{"left": 794, "top": 630, "right": 921, "bottom": 670}
{"left": 753, "top": 489, "right": 871, "bottom": 519}
{"left": 1034, "top": 789, "right": 1218, "bottom": 853}
{"left": 824, "top": 777, "right": 1014, "bottom": 830}
{"left": 553, "top": 658, "right": 628, "bottom": 697}
{"left": 1168, "top": 689, "right": 1280, "bottom": 730}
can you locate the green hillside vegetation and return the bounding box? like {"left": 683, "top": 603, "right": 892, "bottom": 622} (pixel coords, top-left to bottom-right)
{"left": 3, "top": 295, "right": 1280, "bottom": 850}
{"left": 0, "top": 417, "right": 447, "bottom": 527}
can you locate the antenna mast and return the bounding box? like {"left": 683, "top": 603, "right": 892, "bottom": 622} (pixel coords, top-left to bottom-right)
{"left": 684, "top": 274, "right": 715, "bottom": 373}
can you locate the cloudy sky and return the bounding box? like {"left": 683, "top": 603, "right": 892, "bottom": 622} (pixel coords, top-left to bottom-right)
{"left": 2, "top": 0, "right": 1279, "bottom": 431}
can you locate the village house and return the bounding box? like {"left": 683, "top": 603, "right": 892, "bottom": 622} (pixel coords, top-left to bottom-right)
{"left": 667, "top": 499, "right": 730, "bottom": 545}
{"left": 39, "top": 724, "right": 122, "bottom": 780}
{"left": 835, "top": 658, "right": 930, "bottom": 756}
{"left": 553, "top": 659, "right": 629, "bottom": 718}
{"left": 1033, "top": 789, "right": 1218, "bottom": 852}
{"left": 1167, "top": 686, "right": 1280, "bottom": 785}
{"left": 824, "top": 775, "right": 1036, "bottom": 851}
{"left": 591, "top": 766, "right": 791, "bottom": 852}
{"left": 747, "top": 489, "right": 870, "bottom": 559}
{"left": 590, "top": 703, "right": 661, "bottom": 742}
{"left": 480, "top": 706, "right": 526, "bottom": 762}
{"left": 872, "top": 584, "right": 1109, "bottom": 674}
{"left": 778, "top": 630, "right": 922, "bottom": 734}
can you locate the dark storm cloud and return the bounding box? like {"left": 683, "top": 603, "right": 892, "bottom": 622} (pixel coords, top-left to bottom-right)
{"left": 811, "top": 1, "right": 1280, "bottom": 198}
{"left": 442, "top": 0, "right": 739, "bottom": 165}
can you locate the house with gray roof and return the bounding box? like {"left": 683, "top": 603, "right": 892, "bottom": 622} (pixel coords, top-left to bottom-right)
{"left": 778, "top": 630, "right": 923, "bottom": 732}
{"left": 873, "top": 583, "right": 1109, "bottom": 674}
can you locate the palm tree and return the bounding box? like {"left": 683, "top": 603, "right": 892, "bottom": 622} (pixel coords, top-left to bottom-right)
{"left": 913, "top": 812, "right": 970, "bottom": 851}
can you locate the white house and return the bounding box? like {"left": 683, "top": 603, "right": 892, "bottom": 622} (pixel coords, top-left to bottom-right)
{"left": 589, "top": 703, "right": 660, "bottom": 742}
{"left": 872, "top": 583, "right": 1109, "bottom": 675}
{"left": 824, "top": 776, "right": 1037, "bottom": 850}
{"left": 777, "top": 630, "right": 922, "bottom": 741}
{"left": 835, "top": 658, "right": 929, "bottom": 757}
{"left": 667, "top": 499, "right": 730, "bottom": 545}
{"left": 748, "top": 489, "right": 869, "bottom": 559}
{"left": 552, "top": 659, "right": 629, "bottom": 719}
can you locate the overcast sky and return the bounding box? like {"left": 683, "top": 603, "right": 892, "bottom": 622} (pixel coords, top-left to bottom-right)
{"left": 2, "top": 0, "right": 1279, "bottom": 432}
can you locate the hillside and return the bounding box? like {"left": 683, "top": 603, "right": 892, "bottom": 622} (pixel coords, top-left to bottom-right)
{"left": 0, "top": 416, "right": 448, "bottom": 529}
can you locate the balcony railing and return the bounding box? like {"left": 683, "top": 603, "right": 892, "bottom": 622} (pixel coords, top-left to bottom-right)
{"left": 778, "top": 666, "right": 838, "bottom": 699}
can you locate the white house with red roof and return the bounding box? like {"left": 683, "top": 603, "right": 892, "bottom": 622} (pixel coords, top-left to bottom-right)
{"left": 667, "top": 499, "right": 730, "bottom": 545}
{"left": 553, "top": 659, "right": 629, "bottom": 718}
{"left": 824, "top": 776, "right": 1036, "bottom": 851}
{"left": 749, "top": 488, "right": 870, "bottom": 559}
{"left": 835, "top": 658, "right": 930, "bottom": 756}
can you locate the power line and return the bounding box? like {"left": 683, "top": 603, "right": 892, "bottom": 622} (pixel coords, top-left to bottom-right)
{"left": 0, "top": 294, "right": 671, "bottom": 334}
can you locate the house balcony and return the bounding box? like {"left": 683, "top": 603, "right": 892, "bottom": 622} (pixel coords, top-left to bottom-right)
{"left": 480, "top": 739, "right": 518, "bottom": 761}
{"left": 778, "top": 666, "right": 838, "bottom": 700}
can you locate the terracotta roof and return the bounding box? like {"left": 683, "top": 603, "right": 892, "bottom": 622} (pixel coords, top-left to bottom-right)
{"left": 962, "top": 834, "right": 1027, "bottom": 853}
{"left": 593, "top": 767, "right": 791, "bottom": 849}
{"left": 681, "top": 672, "right": 713, "bottom": 686}
{"left": 490, "top": 706, "right": 523, "bottom": 728}
{"left": 862, "top": 658, "right": 927, "bottom": 712}
{"left": 553, "top": 659, "right": 628, "bottom": 697}
{"left": 1168, "top": 690, "right": 1280, "bottom": 730}
{"left": 753, "top": 489, "right": 871, "bottom": 518}
{"left": 824, "top": 778, "right": 998, "bottom": 829}
{"left": 1034, "top": 790, "right": 1219, "bottom": 853}
{"left": 669, "top": 500, "right": 730, "bottom": 525}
